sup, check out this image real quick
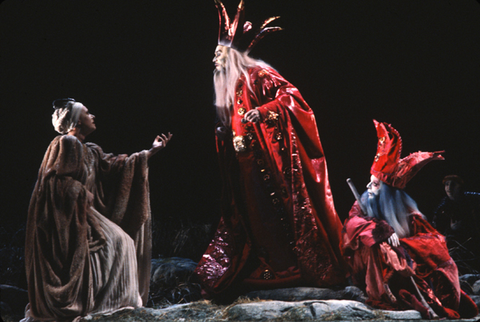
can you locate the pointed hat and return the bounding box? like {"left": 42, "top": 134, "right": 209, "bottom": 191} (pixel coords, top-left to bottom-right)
{"left": 215, "top": 0, "right": 282, "bottom": 53}
{"left": 371, "top": 120, "right": 444, "bottom": 189}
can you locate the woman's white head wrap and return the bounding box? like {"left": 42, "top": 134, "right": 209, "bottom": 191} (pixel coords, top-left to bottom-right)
{"left": 52, "top": 101, "right": 83, "bottom": 134}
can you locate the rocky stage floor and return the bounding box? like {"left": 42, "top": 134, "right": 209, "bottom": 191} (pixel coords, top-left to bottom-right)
{"left": 80, "top": 297, "right": 480, "bottom": 322}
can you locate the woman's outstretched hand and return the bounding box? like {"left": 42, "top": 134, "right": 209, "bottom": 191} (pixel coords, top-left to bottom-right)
{"left": 148, "top": 132, "right": 173, "bottom": 158}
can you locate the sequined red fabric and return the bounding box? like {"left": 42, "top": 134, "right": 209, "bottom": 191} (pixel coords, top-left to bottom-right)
{"left": 195, "top": 66, "right": 346, "bottom": 296}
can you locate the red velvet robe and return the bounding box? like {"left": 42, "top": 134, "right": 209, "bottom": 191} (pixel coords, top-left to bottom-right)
{"left": 342, "top": 202, "right": 478, "bottom": 319}
{"left": 195, "top": 66, "right": 346, "bottom": 296}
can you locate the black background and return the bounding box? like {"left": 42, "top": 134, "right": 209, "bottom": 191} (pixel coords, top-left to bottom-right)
{"left": 2, "top": 0, "right": 480, "bottom": 243}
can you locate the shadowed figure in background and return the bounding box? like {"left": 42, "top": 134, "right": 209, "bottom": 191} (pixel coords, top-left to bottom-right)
{"left": 342, "top": 120, "right": 478, "bottom": 319}
{"left": 432, "top": 175, "right": 480, "bottom": 275}
{"left": 22, "top": 98, "right": 172, "bottom": 321}
{"left": 195, "top": 0, "right": 346, "bottom": 300}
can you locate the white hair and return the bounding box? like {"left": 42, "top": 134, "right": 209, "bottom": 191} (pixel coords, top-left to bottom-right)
{"left": 213, "top": 47, "right": 270, "bottom": 126}
{"left": 52, "top": 102, "right": 83, "bottom": 134}
{"left": 360, "top": 184, "right": 424, "bottom": 238}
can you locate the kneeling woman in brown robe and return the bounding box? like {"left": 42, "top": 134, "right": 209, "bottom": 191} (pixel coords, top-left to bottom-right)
{"left": 22, "top": 98, "right": 172, "bottom": 321}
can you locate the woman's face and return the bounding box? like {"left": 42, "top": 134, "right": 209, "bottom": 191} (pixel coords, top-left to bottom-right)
{"left": 76, "top": 104, "right": 96, "bottom": 136}
{"left": 367, "top": 175, "right": 383, "bottom": 199}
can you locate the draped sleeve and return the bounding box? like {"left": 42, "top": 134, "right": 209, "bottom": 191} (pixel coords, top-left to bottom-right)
{"left": 86, "top": 142, "right": 150, "bottom": 236}
{"left": 342, "top": 201, "right": 395, "bottom": 250}
{"left": 87, "top": 142, "right": 152, "bottom": 303}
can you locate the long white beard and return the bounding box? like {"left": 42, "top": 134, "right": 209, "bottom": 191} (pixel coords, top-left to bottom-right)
{"left": 362, "top": 189, "right": 413, "bottom": 238}
{"left": 213, "top": 49, "right": 269, "bottom": 126}
{"left": 213, "top": 69, "right": 234, "bottom": 127}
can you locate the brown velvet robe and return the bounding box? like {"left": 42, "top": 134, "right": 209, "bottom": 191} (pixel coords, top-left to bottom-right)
{"left": 25, "top": 135, "right": 152, "bottom": 321}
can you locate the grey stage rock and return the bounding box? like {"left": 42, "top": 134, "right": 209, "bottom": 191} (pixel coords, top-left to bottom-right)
{"left": 151, "top": 257, "right": 198, "bottom": 287}
{"left": 82, "top": 302, "right": 223, "bottom": 321}
{"left": 311, "top": 300, "right": 376, "bottom": 320}
{"left": 225, "top": 300, "right": 309, "bottom": 320}
{"left": 381, "top": 309, "right": 423, "bottom": 320}
{"left": 223, "top": 299, "right": 422, "bottom": 321}
{"left": 459, "top": 274, "right": 480, "bottom": 285}
{"left": 245, "top": 286, "right": 367, "bottom": 303}
{"left": 81, "top": 298, "right": 480, "bottom": 321}
{"left": 473, "top": 280, "right": 480, "bottom": 295}
{"left": 459, "top": 274, "right": 480, "bottom": 294}
{"left": 149, "top": 257, "right": 201, "bottom": 305}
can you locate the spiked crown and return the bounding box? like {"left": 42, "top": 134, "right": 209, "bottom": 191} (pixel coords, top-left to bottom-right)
{"left": 215, "top": 0, "right": 282, "bottom": 53}
{"left": 371, "top": 120, "right": 444, "bottom": 189}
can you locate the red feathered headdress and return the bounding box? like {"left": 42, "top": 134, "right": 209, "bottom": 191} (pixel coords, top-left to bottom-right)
{"left": 215, "top": 0, "right": 282, "bottom": 53}
{"left": 371, "top": 120, "right": 444, "bottom": 189}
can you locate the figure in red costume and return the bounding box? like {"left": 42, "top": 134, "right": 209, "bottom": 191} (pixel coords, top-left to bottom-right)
{"left": 342, "top": 120, "right": 478, "bottom": 319}
{"left": 194, "top": 0, "right": 346, "bottom": 299}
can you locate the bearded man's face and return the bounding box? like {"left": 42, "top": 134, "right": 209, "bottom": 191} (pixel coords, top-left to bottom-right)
{"left": 213, "top": 45, "right": 229, "bottom": 72}
{"left": 367, "top": 175, "right": 382, "bottom": 199}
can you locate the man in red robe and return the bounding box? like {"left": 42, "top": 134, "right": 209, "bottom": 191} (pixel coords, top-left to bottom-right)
{"left": 195, "top": 0, "right": 346, "bottom": 299}
{"left": 342, "top": 120, "right": 478, "bottom": 319}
